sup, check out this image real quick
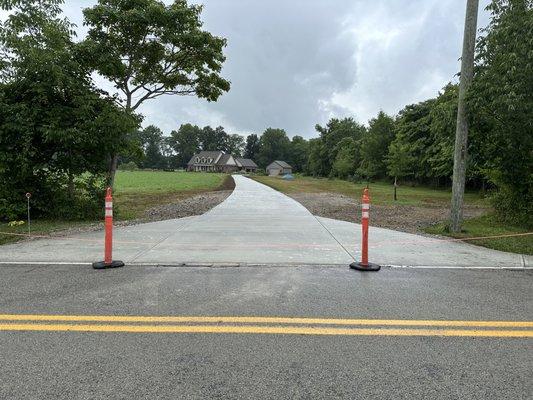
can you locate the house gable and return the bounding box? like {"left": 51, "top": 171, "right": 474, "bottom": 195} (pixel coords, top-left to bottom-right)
{"left": 216, "top": 153, "right": 237, "bottom": 166}
{"left": 188, "top": 151, "right": 224, "bottom": 166}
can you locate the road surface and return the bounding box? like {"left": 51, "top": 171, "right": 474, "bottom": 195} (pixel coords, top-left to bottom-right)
{"left": 0, "top": 264, "right": 532, "bottom": 399}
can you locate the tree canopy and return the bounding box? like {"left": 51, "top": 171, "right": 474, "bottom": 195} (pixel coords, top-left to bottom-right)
{"left": 80, "top": 0, "right": 230, "bottom": 184}
{"left": 468, "top": 0, "right": 532, "bottom": 225}
{"left": 0, "top": 0, "right": 138, "bottom": 220}
{"left": 81, "top": 0, "right": 231, "bottom": 111}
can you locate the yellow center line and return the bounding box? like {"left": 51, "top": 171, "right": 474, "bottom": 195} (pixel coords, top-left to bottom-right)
{"left": 0, "top": 323, "right": 532, "bottom": 337}
{"left": 0, "top": 314, "right": 532, "bottom": 328}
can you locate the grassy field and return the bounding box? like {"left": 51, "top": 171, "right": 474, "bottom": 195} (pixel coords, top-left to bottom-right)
{"left": 114, "top": 171, "right": 230, "bottom": 220}
{"left": 253, "top": 175, "right": 532, "bottom": 255}
{"left": 252, "top": 175, "right": 486, "bottom": 207}
{"left": 0, "top": 171, "right": 231, "bottom": 245}
{"left": 114, "top": 170, "right": 227, "bottom": 194}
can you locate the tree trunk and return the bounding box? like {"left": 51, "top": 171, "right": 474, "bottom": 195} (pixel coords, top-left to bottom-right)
{"left": 394, "top": 176, "right": 398, "bottom": 201}
{"left": 108, "top": 154, "right": 119, "bottom": 189}
{"left": 108, "top": 94, "right": 132, "bottom": 189}
{"left": 450, "top": 0, "right": 479, "bottom": 233}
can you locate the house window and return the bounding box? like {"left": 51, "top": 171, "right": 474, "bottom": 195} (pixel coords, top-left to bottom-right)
{"left": 201, "top": 157, "right": 206, "bottom": 163}
{"left": 196, "top": 157, "right": 199, "bottom": 163}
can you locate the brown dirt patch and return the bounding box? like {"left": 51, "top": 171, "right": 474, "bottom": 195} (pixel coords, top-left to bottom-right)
{"left": 288, "top": 192, "right": 489, "bottom": 234}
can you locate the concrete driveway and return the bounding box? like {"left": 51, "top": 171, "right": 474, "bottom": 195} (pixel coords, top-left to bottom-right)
{"left": 0, "top": 175, "right": 530, "bottom": 268}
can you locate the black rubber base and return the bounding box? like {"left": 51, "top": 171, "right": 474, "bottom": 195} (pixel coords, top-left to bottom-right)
{"left": 92, "top": 260, "right": 125, "bottom": 270}
{"left": 350, "top": 262, "right": 381, "bottom": 271}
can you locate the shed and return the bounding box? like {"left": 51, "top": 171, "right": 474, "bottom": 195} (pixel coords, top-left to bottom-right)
{"left": 266, "top": 161, "right": 293, "bottom": 176}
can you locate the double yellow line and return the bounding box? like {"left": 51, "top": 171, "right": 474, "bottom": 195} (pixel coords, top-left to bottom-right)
{"left": 0, "top": 314, "right": 532, "bottom": 337}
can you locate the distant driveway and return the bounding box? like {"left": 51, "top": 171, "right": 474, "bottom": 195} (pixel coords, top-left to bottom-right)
{"left": 0, "top": 175, "right": 530, "bottom": 268}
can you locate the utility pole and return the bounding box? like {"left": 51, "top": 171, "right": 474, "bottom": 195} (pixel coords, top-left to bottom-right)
{"left": 450, "top": 0, "right": 479, "bottom": 233}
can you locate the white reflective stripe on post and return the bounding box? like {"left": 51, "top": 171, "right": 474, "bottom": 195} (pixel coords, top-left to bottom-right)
{"left": 105, "top": 201, "right": 113, "bottom": 208}
{"left": 362, "top": 204, "right": 370, "bottom": 210}
{"left": 105, "top": 209, "right": 113, "bottom": 217}
{"left": 362, "top": 211, "right": 369, "bottom": 219}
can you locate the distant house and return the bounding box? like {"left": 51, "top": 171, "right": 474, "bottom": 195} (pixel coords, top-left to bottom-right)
{"left": 235, "top": 158, "right": 258, "bottom": 173}
{"left": 187, "top": 151, "right": 258, "bottom": 173}
{"left": 187, "top": 151, "right": 238, "bottom": 173}
{"left": 266, "top": 160, "right": 293, "bottom": 176}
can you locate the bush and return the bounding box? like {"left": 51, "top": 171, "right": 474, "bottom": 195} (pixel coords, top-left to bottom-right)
{"left": 0, "top": 197, "right": 24, "bottom": 222}
{"left": 119, "top": 161, "right": 139, "bottom": 171}
{"left": 0, "top": 173, "right": 107, "bottom": 221}
{"left": 491, "top": 186, "right": 533, "bottom": 229}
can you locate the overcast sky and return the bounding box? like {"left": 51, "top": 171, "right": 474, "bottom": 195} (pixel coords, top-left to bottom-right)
{"left": 8, "top": 0, "right": 492, "bottom": 138}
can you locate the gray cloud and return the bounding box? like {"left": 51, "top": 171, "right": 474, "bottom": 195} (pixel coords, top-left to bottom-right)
{"left": 6, "top": 1, "right": 492, "bottom": 137}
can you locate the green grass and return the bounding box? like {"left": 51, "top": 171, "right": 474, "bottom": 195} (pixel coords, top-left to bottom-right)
{"left": 0, "top": 171, "right": 231, "bottom": 244}
{"left": 253, "top": 175, "right": 486, "bottom": 207}
{"left": 425, "top": 214, "right": 533, "bottom": 255}
{"left": 114, "top": 170, "right": 227, "bottom": 195}
{"left": 113, "top": 171, "right": 231, "bottom": 220}
{"left": 0, "top": 220, "right": 96, "bottom": 246}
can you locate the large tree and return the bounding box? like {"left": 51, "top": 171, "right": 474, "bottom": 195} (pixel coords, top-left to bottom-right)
{"left": 169, "top": 123, "right": 201, "bottom": 168}
{"left": 0, "top": 0, "right": 136, "bottom": 220}
{"left": 468, "top": 0, "right": 532, "bottom": 226}
{"left": 226, "top": 134, "right": 245, "bottom": 157}
{"left": 331, "top": 137, "right": 358, "bottom": 179}
{"left": 389, "top": 100, "right": 435, "bottom": 181}
{"left": 138, "top": 125, "right": 166, "bottom": 169}
{"left": 288, "top": 135, "right": 309, "bottom": 173}
{"left": 256, "top": 128, "right": 291, "bottom": 168}
{"left": 81, "top": 0, "right": 230, "bottom": 185}
{"left": 315, "top": 118, "right": 366, "bottom": 177}
{"left": 244, "top": 133, "right": 260, "bottom": 160}
{"left": 306, "top": 138, "right": 327, "bottom": 176}
{"left": 358, "top": 111, "right": 395, "bottom": 180}
{"left": 199, "top": 125, "right": 228, "bottom": 151}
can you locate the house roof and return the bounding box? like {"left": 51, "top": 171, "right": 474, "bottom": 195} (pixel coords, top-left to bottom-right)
{"left": 187, "top": 151, "right": 224, "bottom": 165}
{"left": 268, "top": 160, "right": 292, "bottom": 169}
{"left": 216, "top": 153, "right": 234, "bottom": 166}
{"left": 235, "top": 158, "right": 258, "bottom": 168}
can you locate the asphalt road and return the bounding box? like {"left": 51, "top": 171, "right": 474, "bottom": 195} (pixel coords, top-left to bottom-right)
{"left": 0, "top": 264, "right": 532, "bottom": 399}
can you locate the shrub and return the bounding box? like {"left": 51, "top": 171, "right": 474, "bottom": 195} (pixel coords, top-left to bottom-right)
{"left": 0, "top": 173, "right": 107, "bottom": 221}
{"left": 491, "top": 185, "right": 533, "bottom": 229}
{"left": 119, "top": 161, "right": 139, "bottom": 171}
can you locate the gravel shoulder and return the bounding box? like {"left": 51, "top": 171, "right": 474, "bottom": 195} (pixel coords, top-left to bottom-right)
{"left": 287, "top": 192, "right": 489, "bottom": 234}
{"left": 142, "top": 190, "right": 232, "bottom": 221}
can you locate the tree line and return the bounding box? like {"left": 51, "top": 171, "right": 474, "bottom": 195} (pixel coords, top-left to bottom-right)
{"left": 129, "top": 124, "right": 310, "bottom": 173}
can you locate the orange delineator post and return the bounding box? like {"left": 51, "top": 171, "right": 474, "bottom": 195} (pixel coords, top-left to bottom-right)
{"left": 350, "top": 188, "right": 381, "bottom": 271}
{"left": 92, "top": 187, "right": 124, "bottom": 269}
{"left": 104, "top": 188, "right": 113, "bottom": 265}
{"left": 361, "top": 188, "right": 370, "bottom": 266}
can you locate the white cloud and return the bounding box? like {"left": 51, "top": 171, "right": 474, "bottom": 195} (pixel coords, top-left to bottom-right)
{"left": 2, "top": 0, "right": 493, "bottom": 137}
